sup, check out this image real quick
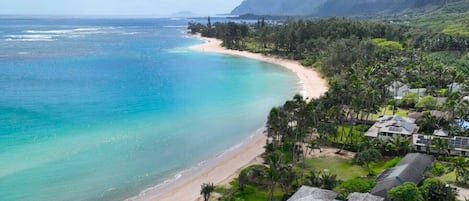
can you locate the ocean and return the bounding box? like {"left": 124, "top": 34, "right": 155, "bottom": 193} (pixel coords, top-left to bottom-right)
{"left": 0, "top": 17, "right": 298, "bottom": 201}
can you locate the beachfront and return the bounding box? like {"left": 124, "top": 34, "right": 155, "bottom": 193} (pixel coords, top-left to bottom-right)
{"left": 128, "top": 36, "right": 328, "bottom": 201}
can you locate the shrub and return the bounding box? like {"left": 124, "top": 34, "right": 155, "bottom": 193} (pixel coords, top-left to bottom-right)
{"left": 429, "top": 162, "right": 446, "bottom": 177}
{"left": 383, "top": 157, "right": 402, "bottom": 169}
{"left": 388, "top": 182, "right": 424, "bottom": 201}
{"left": 419, "top": 178, "right": 456, "bottom": 201}
{"left": 399, "top": 92, "right": 419, "bottom": 108}
{"left": 415, "top": 95, "right": 438, "bottom": 110}
{"left": 336, "top": 177, "right": 376, "bottom": 199}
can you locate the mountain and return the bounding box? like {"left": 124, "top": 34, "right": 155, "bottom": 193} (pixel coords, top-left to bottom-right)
{"left": 230, "top": 0, "right": 450, "bottom": 17}
{"left": 231, "top": 0, "right": 326, "bottom": 16}
{"left": 314, "top": 0, "right": 446, "bottom": 17}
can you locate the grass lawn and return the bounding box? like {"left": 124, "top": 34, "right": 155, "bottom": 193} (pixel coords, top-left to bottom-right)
{"left": 369, "top": 105, "right": 410, "bottom": 120}
{"left": 336, "top": 124, "right": 372, "bottom": 144}
{"left": 436, "top": 167, "right": 469, "bottom": 189}
{"left": 369, "top": 157, "right": 402, "bottom": 176}
{"left": 439, "top": 171, "right": 456, "bottom": 184}
{"left": 305, "top": 157, "right": 368, "bottom": 180}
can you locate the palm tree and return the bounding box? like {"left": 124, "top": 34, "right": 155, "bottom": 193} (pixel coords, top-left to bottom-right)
{"left": 417, "top": 112, "right": 440, "bottom": 134}
{"left": 371, "top": 137, "right": 388, "bottom": 153}
{"left": 387, "top": 135, "right": 410, "bottom": 156}
{"left": 431, "top": 137, "right": 449, "bottom": 157}
{"left": 320, "top": 171, "right": 339, "bottom": 190}
{"left": 200, "top": 183, "right": 215, "bottom": 201}
{"left": 307, "top": 140, "right": 321, "bottom": 154}
{"left": 307, "top": 170, "right": 322, "bottom": 187}
{"left": 266, "top": 152, "right": 283, "bottom": 201}
{"left": 448, "top": 157, "right": 469, "bottom": 184}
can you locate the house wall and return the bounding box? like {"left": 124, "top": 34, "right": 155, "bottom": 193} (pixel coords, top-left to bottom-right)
{"left": 413, "top": 145, "right": 469, "bottom": 157}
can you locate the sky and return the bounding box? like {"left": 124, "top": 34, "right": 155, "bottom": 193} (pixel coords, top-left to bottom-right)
{"left": 0, "top": 0, "right": 244, "bottom": 16}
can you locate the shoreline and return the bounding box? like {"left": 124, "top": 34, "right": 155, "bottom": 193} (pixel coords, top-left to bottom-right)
{"left": 126, "top": 36, "right": 328, "bottom": 201}
{"left": 189, "top": 36, "right": 328, "bottom": 99}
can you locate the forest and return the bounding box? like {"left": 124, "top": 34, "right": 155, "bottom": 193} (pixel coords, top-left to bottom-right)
{"left": 190, "top": 17, "right": 469, "bottom": 201}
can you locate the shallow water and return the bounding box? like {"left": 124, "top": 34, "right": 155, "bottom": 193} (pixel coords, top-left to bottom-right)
{"left": 0, "top": 17, "right": 298, "bottom": 201}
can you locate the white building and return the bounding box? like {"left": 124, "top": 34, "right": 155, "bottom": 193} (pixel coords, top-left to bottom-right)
{"left": 365, "top": 115, "right": 419, "bottom": 139}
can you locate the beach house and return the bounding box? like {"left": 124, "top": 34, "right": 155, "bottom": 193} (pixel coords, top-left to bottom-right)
{"left": 370, "top": 153, "right": 433, "bottom": 198}
{"left": 365, "top": 115, "right": 419, "bottom": 139}
{"left": 413, "top": 134, "right": 469, "bottom": 156}
{"left": 388, "top": 81, "right": 426, "bottom": 100}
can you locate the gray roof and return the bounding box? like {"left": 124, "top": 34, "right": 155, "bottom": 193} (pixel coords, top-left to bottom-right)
{"left": 370, "top": 153, "right": 433, "bottom": 198}
{"left": 365, "top": 115, "right": 418, "bottom": 137}
{"left": 347, "top": 193, "right": 384, "bottom": 201}
{"left": 408, "top": 88, "right": 427, "bottom": 97}
{"left": 288, "top": 186, "right": 339, "bottom": 201}
{"left": 448, "top": 82, "right": 462, "bottom": 93}
{"left": 388, "top": 81, "right": 409, "bottom": 97}
{"left": 407, "top": 110, "right": 449, "bottom": 120}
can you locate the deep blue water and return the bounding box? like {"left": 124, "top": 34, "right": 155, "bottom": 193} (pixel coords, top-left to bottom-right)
{"left": 0, "top": 18, "right": 298, "bottom": 201}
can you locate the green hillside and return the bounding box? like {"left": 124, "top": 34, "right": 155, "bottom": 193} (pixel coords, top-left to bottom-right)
{"left": 412, "top": 0, "right": 469, "bottom": 36}
{"left": 230, "top": 0, "right": 465, "bottom": 17}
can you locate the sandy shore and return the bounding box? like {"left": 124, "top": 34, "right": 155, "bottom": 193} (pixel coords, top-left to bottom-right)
{"left": 127, "top": 37, "right": 328, "bottom": 201}
{"left": 189, "top": 37, "right": 328, "bottom": 99}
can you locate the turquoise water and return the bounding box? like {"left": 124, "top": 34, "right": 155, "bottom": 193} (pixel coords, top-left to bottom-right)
{"left": 0, "top": 18, "right": 298, "bottom": 201}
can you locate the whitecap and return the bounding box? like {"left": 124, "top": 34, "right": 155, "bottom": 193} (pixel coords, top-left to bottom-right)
{"left": 15, "top": 27, "right": 118, "bottom": 42}
{"left": 25, "top": 29, "right": 74, "bottom": 34}
{"left": 120, "top": 32, "right": 140, "bottom": 35}
{"left": 7, "top": 34, "right": 54, "bottom": 39}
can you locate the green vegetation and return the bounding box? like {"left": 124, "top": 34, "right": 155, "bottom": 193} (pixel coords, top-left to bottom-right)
{"left": 420, "top": 178, "right": 456, "bottom": 201}
{"left": 387, "top": 182, "right": 424, "bottom": 201}
{"left": 189, "top": 9, "right": 468, "bottom": 200}
{"left": 443, "top": 24, "right": 469, "bottom": 37}
{"left": 201, "top": 183, "right": 215, "bottom": 201}
{"left": 416, "top": 95, "right": 438, "bottom": 110}
{"left": 429, "top": 162, "right": 446, "bottom": 177}
{"left": 400, "top": 92, "right": 419, "bottom": 108}
{"left": 352, "top": 149, "right": 382, "bottom": 175}
{"left": 231, "top": 0, "right": 456, "bottom": 17}
{"left": 335, "top": 178, "right": 376, "bottom": 199}
{"left": 372, "top": 38, "right": 403, "bottom": 50}
{"left": 369, "top": 157, "right": 402, "bottom": 174}
{"left": 305, "top": 158, "right": 367, "bottom": 180}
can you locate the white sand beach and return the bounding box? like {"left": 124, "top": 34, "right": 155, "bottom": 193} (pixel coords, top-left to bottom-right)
{"left": 189, "top": 37, "right": 328, "bottom": 99}
{"left": 127, "top": 36, "right": 328, "bottom": 201}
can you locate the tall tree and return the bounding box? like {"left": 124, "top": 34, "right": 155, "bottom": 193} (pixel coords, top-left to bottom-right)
{"left": 448, "top": 157, "right": 469, "bottom": 184}
{"left": 431, "top": 137, "right": 449, "bottom": 156}
{"left": 387, "top": 135, "right": 410, "bottom": 156}
{"left": 352, "top": 148, "right": 382, "bottom": 175}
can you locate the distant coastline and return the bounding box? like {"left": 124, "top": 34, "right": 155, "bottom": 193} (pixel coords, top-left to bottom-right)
{"left": 127, "top": 35, "right": 328, "bottom": 201}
